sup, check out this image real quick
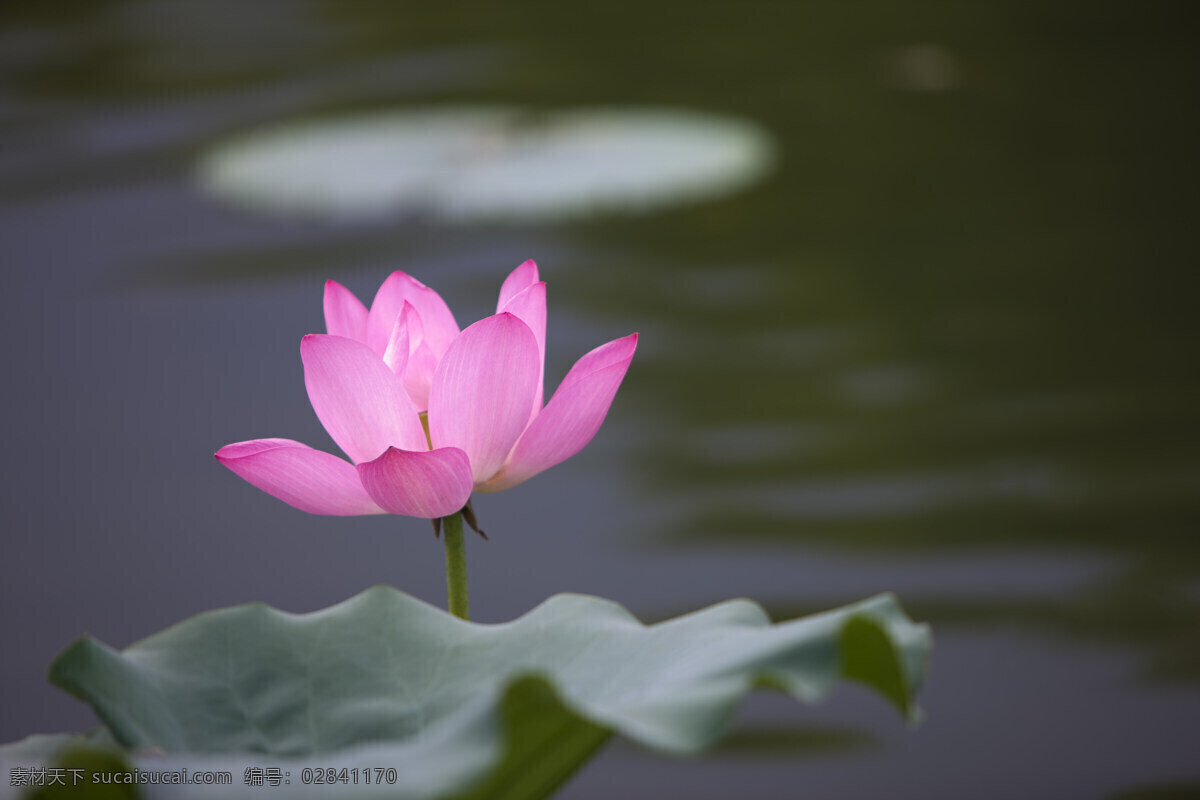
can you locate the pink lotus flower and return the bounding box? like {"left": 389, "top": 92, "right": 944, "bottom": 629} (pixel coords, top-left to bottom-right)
{"left": 216, "top": 261, "right": 637, "bottom": 519}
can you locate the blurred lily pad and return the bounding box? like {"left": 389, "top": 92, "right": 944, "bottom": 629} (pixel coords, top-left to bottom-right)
{"left": 6, "top": 587, "right": 928, "bottom": 799}
{"left": 196, "top": 107, "right": 776, "bottom": 222}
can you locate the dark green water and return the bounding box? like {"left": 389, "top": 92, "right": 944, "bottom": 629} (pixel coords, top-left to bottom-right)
{"left": 2, "top": 1, "right": 1198, "bottom": 798}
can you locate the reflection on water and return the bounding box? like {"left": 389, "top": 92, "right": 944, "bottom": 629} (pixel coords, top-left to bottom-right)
{"left": 1, "top": 0, "right": 1198, "bottom": 797}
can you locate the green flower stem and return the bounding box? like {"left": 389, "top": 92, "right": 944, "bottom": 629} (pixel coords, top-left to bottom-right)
{"left": 442, "top": 511, "right": 469, "bottom": 620}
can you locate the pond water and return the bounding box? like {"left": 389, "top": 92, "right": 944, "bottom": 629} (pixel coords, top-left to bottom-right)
{"left": 2, "top": 1, "right": 1198, "bottom": 798}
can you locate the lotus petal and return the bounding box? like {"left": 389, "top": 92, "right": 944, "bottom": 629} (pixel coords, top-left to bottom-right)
{"left": 323, "top": 280, "right": 369, "bottom": 343}
{"left": 428, "top": 313, "right": 539, "bottom": 485}
{"left": 368, "top": 271, "right": 459, "bottom": 358}
{"left": 485, "top": 333, "right": 637, "bottom": 492}
{"left": 302, "top": 334, "right": 427, "bottom": 463}
{"left": 498, "top": 280, "right": 546, "bottom": 418}
{"left": 216, "top": 439, "right": 384, "bottom": 515}
{"left": 497, "top": 259, "right": 539, "bottom": 310}
{"left": 357, "top": 446, "right": 473, "bottom": 518}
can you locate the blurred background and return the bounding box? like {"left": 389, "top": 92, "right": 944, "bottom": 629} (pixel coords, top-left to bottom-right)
{"left": 2, "top": 1, "right": 1199, "bottom": 798}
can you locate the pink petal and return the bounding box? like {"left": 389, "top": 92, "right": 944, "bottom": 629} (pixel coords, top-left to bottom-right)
{"left": 382, "top": 304, "right": 413, "bottom": 376}
{"left": 405, "top": 281, "right": 459, "bottom": 358}
{"left": 428, "top": 313, "right": 540, "bottom": 485}
{"left": 482, "top": 332, "right": 637, "bottom": 492}
{"left": 367, "top": 272, "right": 415, "bottom": 354}
{"left": 216, "top": 439, "right": 384, "bottom": 515}
{"left": 404, "top": 340, "right": 438, "bottom": 413}
{"left": 302, "top": 334, "right": 427, "bottom": 464}
{"left": 497, "top": 259, "right": 539, "bottom": 310}
{"left": 356, "top": 446, "right": 473, "bottom": 518}
{"left": 323, "top": 281, "right": 368, "bottom": 343}
{"left": 498, "top": 281, "right": 547, "bottom": 418}
{"left": 368, "top": 271, "right": 459, "bottom": 358}
{"left": 381, "top": 303, "right": 438, "bottom": 412}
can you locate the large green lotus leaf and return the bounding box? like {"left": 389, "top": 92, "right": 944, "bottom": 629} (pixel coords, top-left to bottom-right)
{"left": 12, "top": 588, "right": 928, "bottom": 799}
{"left": 197, "top": 107, "right": 776, "bottom": 223}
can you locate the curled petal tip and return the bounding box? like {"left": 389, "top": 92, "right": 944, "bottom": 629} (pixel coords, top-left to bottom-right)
{"left": 382, "top": 270, "right": 430, "bottom": 290}
{"left": 323, "top": 282, "right": 369, "bottom": 341}
{"left": 491, "top": 310, "right": 531, "bottom": 333}
{"left": 215, "top": 440, "right": 268, "bottom": 462}
{"left": 299, "top": 332, "right": 322, "bottom": 356}
{"left": 498, "top": 261, "right": 541, "bottom": 310}
{"left": 606, "top": 332, "right": 639, "bottom": 361}
{"left": 493, "top": 310, "right": 536, "bottom": 334}
{"left": 401, "top": 271, "right": 426, "bottom": 285}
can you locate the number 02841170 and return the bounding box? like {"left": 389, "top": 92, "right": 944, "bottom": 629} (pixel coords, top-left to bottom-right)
{"left": 300, "top": 767, "right": 398, "bottom": 785}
